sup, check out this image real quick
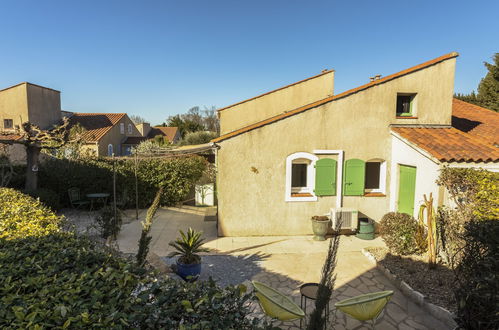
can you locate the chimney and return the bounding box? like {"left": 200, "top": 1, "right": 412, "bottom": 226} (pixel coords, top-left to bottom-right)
{"left": 369, "top": 77, "right": 375, "bottom": 82}
{"left": 375, "top": 74, "right": 382, "bottom": 80}
{"left": 136, "top": 122, "right": 151, "bottom": 137}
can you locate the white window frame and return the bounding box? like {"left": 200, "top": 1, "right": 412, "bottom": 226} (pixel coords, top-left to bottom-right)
{"left": 128, "top": 123, "right": 132, "bottom": 134}
{"left": 120, "top": 123, "right": 125, "bottom": 134}
{"left": 364, "top": 159, "right": 387, "bottom": 194}
{"left": 285, "top": 152, "right": 318, "bottom": 202}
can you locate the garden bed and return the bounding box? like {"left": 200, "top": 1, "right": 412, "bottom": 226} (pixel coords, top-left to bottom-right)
{"left": 366, "top": 247, "right": 456, "bottom": 313}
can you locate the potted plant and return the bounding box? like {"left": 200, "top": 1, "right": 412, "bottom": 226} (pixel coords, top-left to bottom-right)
{"left": 311, "top": 215, "right": 330, "bottom": 241}
{"left": 168, "top": 227, "right": 209, "bottom": 281}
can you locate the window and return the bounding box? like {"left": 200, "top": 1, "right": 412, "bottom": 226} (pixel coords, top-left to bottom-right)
{"left": 285, "top": 152, "right": 318, "bottom": 202}
{"left": 396, "top": 93, "right": 416, "bottom": 117}
{"left": 120, "top": 123, "right": 125, "bottom": 134}
{"left": 3, "top": 119, "right": 13, "bottom": 129}
{"left": 107, "top": 144, "right": 114, "bottom": 156}
{"left": 364, "top": 159, "right": 386, "bottom": 194}
{"left": 128, "top": 123, "right": 133, "bottom": 134}
{"left": 343, "top": 158, "right": 386, "bottom": 195}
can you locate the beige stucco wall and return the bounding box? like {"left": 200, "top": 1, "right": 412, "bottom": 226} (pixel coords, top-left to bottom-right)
{"left": 389, "top": 135, "right": 441, "bottom": 217}
{"left": 26, "top": 84, "right": 61, "bottom": 129}
{"left": 218, "top": 71, "right": 335, "bottom": 135}
{"left": 0, "top": 84, "right": 29, "bottom": 131}
{"left": 0, "top": 83, "right": 62, "bottom": 131}
{"left": 98, "top": 115, "right": 142, "bottom": 156}
{"left": 217, "top": 59, "right": 456, "bottom": 236}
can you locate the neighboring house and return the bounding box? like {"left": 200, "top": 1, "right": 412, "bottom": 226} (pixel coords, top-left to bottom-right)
{"left": 0, "top": 82, "right": 62, "bottom": 163}
{"left": 213, "top": 52, "right": 499, "bottom": 236}
{"left": 122, "top": 122, "right": 181, "bottom": 153}
{"left": 68, "top": 113, "right": 142, "bottom": 156}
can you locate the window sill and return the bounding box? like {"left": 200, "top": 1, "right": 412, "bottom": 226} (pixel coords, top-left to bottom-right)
{"left": 291, "top": 193, "right": 313, "bottom": 197}
{"left": 396, "top": 116, "right": 418, "bottom": 119}
{"left": 364, "top": 192, "right": 386, "bottom": 197}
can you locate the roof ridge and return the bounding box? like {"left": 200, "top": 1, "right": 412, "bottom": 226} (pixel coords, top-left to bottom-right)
{"left": 217, "top": 69, "right": 335, "bottom": 112}
{"left": 213, "top": 52, "right": 459, "bottom": 143}
{"left": 453, "top": 98, "right": 499, "bottom": 115}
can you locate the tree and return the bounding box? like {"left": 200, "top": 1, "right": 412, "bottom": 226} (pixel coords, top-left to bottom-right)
{"left": 130, "top": 115, "right": 146, "bottom": 124}
{"left": 455, "top": 53, "right": 499, "bottom": 111}
{"left": 165, "top": 106, "right": 219, "bottom": 138}
{"left": 0, "top": 118, "right": 79, "bottom": 190}
{"left": 477, "top": 53, "right": 499, "bottom": 111}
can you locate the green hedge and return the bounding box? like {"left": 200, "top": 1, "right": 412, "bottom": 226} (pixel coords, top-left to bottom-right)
{"left": 38, "top": 156, "right": 206, "bottom": 208}
{"left": 0, "top": 189, "right": 268, "bottom": 329}
{"left": 0, "top": 188, "right": 62, "bottom": 240}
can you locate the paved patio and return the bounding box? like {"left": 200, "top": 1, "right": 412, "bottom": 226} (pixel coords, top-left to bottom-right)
{"left": 111, "top": 206, "right": 450, "bottom": 329}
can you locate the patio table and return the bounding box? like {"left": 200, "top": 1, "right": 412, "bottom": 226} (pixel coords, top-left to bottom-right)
{"left": 86, "top": 193, "right": 110, "bottom": 211}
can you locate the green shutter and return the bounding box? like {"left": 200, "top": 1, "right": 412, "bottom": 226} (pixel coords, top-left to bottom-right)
{"left": 343, "top": 159, "right": 366, "bottom": 196}
{"left": 314, "top": 158, "right": 337, "bottom": 196}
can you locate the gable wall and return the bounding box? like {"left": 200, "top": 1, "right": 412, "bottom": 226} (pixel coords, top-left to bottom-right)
{"left": 0, "top": 84, "right": 29, "bottom": 131}
{"left": 219, "top": 71, "right": 334, "bottom": 134}
{"left": 217, "top": 58, "right": 456, "bottom": 236}
{"left": 98, "top": 115, "right": 142, "bottom": 156}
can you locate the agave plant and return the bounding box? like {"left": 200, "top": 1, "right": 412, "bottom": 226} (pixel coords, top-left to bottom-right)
{"left": 168, "top": 227, "right": 210, "bottom": 264}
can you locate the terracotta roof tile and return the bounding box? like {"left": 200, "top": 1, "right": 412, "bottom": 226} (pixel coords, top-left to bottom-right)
{"left": 392, "top": 127, "right": 499, "bottom": 163}
{"left": 452, "top": 98, "right": 499, "bottom": 146}
{"left": 213, "top": 52, "right": 459, "bottom": 143}
{"left": 0, "top": 134, "right": 23, "bottom": 141}
{"left": 69, "top": 113, "right": 126, "bottom": 142}
{"left": 148, "top": 126, "right": 179, "bottom": 142}
{"left": 123, "top": 136, "right": 148, "bottom": 145}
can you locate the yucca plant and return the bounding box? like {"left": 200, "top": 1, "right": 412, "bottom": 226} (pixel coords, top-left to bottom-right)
{"left": 168, "top": 227, "right": 209, "bottom": 264}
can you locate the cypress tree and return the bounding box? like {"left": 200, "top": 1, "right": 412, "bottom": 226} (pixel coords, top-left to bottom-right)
{"left": 477, "top": 53, "right": 499, "bottom": 111}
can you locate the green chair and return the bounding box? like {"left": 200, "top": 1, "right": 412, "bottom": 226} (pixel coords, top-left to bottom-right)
{"left": 335, "top": 290, "right": 394, "bottom": 329}
{"left": 252, "top": 281, "right": 305, "bottom": 322}
{"left": 68, "top": 188, "right": 90, "bottom": 209}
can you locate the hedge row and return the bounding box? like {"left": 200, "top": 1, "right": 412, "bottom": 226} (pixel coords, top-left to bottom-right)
{"left": 37, "top": 156, "right": 206, "bottom": 208}
{"left": 0, "top": 188, "right": 62, "bottom": 240}
{"left": 0, "top": 188, "right": 267, "bottom": 329}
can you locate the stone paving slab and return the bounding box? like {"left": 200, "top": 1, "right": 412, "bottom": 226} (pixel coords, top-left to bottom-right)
{"left": 67, "top": 207, "right": 452, "bottom": 329}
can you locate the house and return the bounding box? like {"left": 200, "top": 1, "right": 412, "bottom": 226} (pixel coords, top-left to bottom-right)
{"left": 0, "top": 82, "right": 63, "bottom": 163}
{"left": 212, "top": 52, "right": 499, "bottom": 236}
{"left": 68, "top": 113, "right": 143, "bottom": 156}
{"left": 121, "top": 122, "right": 181, "bottom": 153}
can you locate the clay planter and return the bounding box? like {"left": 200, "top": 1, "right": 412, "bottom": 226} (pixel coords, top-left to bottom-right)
{"left": 311, "top": 216, "right": 330, "bottom": 241}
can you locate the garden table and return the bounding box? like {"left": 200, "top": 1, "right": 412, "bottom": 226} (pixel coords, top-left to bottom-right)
{"left": 300, "top": 282, "right": 330, "bottom": 329}
{"left": 86, "top": 193, "right": 110, "bottom": 211}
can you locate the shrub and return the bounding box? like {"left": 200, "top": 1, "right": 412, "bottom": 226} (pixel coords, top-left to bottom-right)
{"left": 379, "top": 212, "right": 425, "bottom": 255}
{"left": 436, "top": 167, "right": 499, "bottom": 266}
{"left": 180, "top": 131, "right": 218, "bottom": 145}
{"left": 38, "top": 155, "right": 206, "bottom": 208}
{"left": 0, "top": 188, "right": 62, "bottom": 240}
{"left": 95, "top": 205, "right": 122, "bottom": 239}
{"left": 0, "top": 233, "right": 269, "bottom": 329}
{"left": 25, "top": 188, "right": 61, "bottom": 210}
{"left": 454, "top": 220, "right": 499, "bottom": 329}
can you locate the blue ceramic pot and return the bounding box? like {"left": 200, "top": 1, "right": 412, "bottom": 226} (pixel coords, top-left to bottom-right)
{"left": 176, "top": 260, "right": 201, "bottom": 282}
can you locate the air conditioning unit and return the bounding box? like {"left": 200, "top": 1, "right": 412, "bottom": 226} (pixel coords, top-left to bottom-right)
{"left": 330, "top": 208, "right": 359, "bottom": 231}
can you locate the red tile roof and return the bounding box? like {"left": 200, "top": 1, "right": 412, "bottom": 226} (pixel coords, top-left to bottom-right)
{"left": 452, "top": 98, "right": 499, "bottom": 146}
{"left": 392, "top": 127, "right": 499, "bottom": 163}
{"left": 69, "top": 113, "right": 126, "bottom": 142}
{"left": 0, "top": 133, "right": 23, "bottom": 142}
{"left": 148, "top": 126, "right": 179, "bottom": 142}
{"left": 217, "top": 69, "right": 334, "bottom": 113}
{"left": 213, "top": 52, "right": 459, "bottom": 143}
{"left": 122, "top": 136, "right": 148, "bottom": 145}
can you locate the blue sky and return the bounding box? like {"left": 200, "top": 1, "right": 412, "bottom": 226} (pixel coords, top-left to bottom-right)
{"left": 0, "top": 0, "right": 497, "bottom": 125}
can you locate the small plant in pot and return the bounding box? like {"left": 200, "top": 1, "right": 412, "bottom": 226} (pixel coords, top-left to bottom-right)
{"left": 311, "top": 215, "right": 330, "bottom": 241}
{"left": 168, "top": 227, "right": 209, "bottom": 281}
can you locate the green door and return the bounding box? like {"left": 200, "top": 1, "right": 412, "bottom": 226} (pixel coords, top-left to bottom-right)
{"left": 398, "top": 165, "right": 417, "bottom": 216}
